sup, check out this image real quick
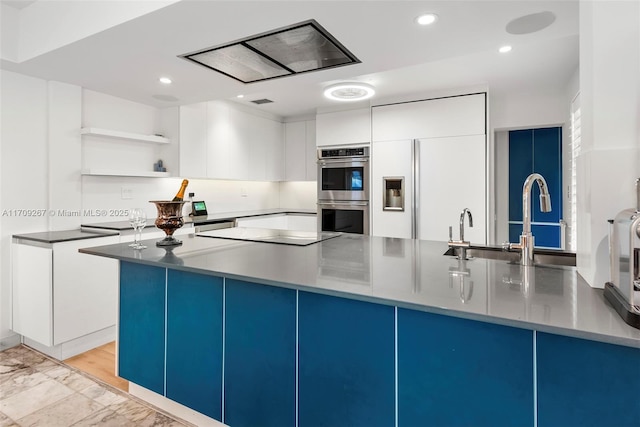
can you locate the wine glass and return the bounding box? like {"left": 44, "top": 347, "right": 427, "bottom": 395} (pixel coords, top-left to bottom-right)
{"left": 136, "top": 211, "right": 147, "bottom": 249}
{"left": 128, "top": 208, "right": 146, "bottom": 249}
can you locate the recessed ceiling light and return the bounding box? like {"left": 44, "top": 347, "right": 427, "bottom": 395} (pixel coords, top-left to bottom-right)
{"left": 324, "top": 83, "right": 375, "bottom": 102}
{"left": 159, "top": 77, "right": 172, "bottom": 84}
{"left": 416, "top": 13, "right": 438, "bottom": 26}
{"left": 499, "top": 45, "right": 512, "bottom": 53}
{"left": 237, "top": 94, "right": 244, "bottom": 98}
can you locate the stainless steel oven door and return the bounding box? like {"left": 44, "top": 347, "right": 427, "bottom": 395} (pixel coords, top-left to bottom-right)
{"left": 317, "top": 158, "right": 369, "bottom": 201}
{"left": 318, "top": 201, "right": 369, "bottom": 235}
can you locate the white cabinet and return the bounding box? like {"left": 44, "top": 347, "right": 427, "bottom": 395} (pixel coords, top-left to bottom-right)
{"left": 316, "top": 108, "right": 371, "bottom": 147}
{"left": 179, "top": 103, "right": 208, "bottom": 178}
{"left": 371, "top": 93, "right": 487, "bottom": 243}
{"left": 371, "top": 139, "right": 414, "bottom": 239}
{"left": 180, "top": 100, "right": 284, "bottom": 181}
{"left": 236, "top": 213, "right": 318, "bottom": 232}
{"left": 12, "top": 235, "right": 120, "bottom": 352}
{"left": 287, "top": 214, "right": 318, "bottom": 232}
{"left": 236, "top": 214, "right": 288, "bottom": 229}
{"left": 285, "top": 120, "right": 317, "bottom": 181}
{"left": 417, "top": 135, "right": 486, "bottom": 243}
{"left": 372, "top": 94, "right": 485, "bottom": 141}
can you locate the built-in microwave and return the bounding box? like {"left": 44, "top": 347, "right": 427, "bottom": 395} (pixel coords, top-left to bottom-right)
{"left": 317, "top": 147, "right": 369, "bottom": 201}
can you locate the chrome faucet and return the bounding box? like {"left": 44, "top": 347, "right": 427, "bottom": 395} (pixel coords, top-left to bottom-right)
{"left": 459, "top": 208, "right": 473, "bottom": 242}
{"left": 509, "top": 173, "right": 552, "bottom": 266}
{"left": 448, "top": 208, "right": 473, "bottom": 259}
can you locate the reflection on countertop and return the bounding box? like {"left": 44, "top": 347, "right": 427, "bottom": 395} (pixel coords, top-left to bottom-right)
{"left": 79, "top": 233, "right": 640, "bottom": 348}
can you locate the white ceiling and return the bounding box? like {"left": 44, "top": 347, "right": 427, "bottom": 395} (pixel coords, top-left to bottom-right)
{"left": 0, "top": 0, "right": 579, "bottom": 118}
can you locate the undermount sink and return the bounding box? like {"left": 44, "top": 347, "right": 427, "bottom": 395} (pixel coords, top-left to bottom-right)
{"left": 443, "top": 245, "right": 576, "bottom": 267}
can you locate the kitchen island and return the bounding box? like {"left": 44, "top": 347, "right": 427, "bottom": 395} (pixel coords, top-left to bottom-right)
{"left": 80, "top": 233, "right": 640, "bottom": 427}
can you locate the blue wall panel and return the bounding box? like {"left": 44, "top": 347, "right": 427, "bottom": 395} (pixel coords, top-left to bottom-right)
{"left": 298, "top": 292, "right": 395, "bottom": 427}
{"left": 118, "top": 261, "right": 166, "bottom": 395}
{"left": 166, "top": 270, "right": 223, "bottom": 420}
{"left": 508, "top": 127, "right": 563, "bottom": 248}
{"left": 398, "top": 308, "right": 534, "bottom": 427}
{"left": 532, "top": 127, "right": 562, "bottom": 223}
{"left": 537, "top": 332, "right": 640, "bottom": 427}
{"left": 509, "top": 129, "right": 533, "bottom": 222}
{"left": 224, "top": 279, "right": 296, "bottom": 427}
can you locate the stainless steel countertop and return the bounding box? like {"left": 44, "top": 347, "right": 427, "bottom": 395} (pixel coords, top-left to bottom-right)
{"left": 78, "top": 233, "right": 640, "bottom": 348}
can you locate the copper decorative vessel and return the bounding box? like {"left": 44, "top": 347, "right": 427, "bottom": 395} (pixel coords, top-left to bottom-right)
{"left": 150, "top": 200, "right": 187, "bottom": 246}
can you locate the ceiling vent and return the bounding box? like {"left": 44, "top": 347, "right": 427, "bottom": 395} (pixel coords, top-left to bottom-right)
{"left": 179, "top": 19, "right": 360, "bottom": 84}
{"left": 250, "top": 99, "right": 274, "bottom": 105}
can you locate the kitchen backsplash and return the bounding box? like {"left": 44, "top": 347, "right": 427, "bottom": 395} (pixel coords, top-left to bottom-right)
{"left": 80, "top": 177, "right": 315, "bottom": 224}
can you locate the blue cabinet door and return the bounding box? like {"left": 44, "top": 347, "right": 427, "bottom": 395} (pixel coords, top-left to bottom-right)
{"left": 118, "top": 261, "right": 166, "bottom": 395}
{"left": 398, "top": 308, "right": 534, "bottom": 427}
{"left": 166, "top": 270, "right": 223, "bottom": 420}
{"left": 224, "top": 279, "right": 296, "bottom": 427}
{"left": 508, "top": 127, "right": 563, "bottom": 248}
{"left": 298, "top": 291, "right": 395, "bottom": 427}
{"left": 537, "top": 332, "right": 640, "bottom": 427}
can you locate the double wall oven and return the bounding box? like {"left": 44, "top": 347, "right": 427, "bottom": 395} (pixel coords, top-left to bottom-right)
{"left": 317, "top": 146, "right": 369, "bottom": 234}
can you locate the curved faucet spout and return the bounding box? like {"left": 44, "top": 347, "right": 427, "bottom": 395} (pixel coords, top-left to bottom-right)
{"left": 515, "top": 173, "right": 552, "bottom": 266}
{"left": 522, "top": 173, "right": 551, "bottom": 235}
{"left": 459, "top": 208, "right": 473, "bottom": 242}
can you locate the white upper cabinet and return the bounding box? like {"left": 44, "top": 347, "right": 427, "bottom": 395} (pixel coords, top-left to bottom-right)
{"left": 305, "top": 120, "right": 317, "bottom": 181}
{"left": 179, "top": 100, "right": 284, "bottom": 181}
{"left": 372, "top": 94, "right": 486, "bottom": 141}
{"left": 179, "top": 102, "right": 208, "bottom": 178}
{"left": 316, "top": 108, "right": 371, "bottom": 146}
{"left": 285, "top": 120, "right": 317, "bottom": 181}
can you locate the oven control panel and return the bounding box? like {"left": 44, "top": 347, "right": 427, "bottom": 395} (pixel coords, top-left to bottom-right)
{"left": 319, "top": 147, "right": 369, "bottom": 159}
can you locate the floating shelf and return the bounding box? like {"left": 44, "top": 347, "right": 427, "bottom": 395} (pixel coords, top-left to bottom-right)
{"left": 81, "top": 169, "right": 171, "bottom": 178}
{"left": 80, "top": 128, "right": 170, "bottom": 144}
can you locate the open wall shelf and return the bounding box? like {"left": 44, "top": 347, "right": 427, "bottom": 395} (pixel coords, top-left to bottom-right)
{"left": 80, "top": 128, "right": 170, "bottom": 144}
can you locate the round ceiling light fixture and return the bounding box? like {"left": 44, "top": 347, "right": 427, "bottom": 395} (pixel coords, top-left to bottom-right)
{"left": 159, "top": 77, "right": 172, "bottom": 84}
{"left": 323, "top": 82, "right": 375, "bottom": 102}
{"left": 416, "top": 13, "right": 438, "bottom": 26}
{"left": 498, "top": 45, "right": 513, "bottom": 53}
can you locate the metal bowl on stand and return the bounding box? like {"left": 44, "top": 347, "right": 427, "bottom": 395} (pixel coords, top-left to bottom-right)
{"left": 149, "top": 200, "right": 187, "bottom": 246}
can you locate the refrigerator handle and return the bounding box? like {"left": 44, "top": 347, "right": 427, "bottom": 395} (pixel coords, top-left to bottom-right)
{"left": 412, "top": 139, "right": 419, "bottom": 239}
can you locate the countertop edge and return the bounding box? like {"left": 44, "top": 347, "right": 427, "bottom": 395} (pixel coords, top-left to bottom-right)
{"left": 78, "top": 245, "right": 640, "bottom": 349}
{"left": 14, "top": 230, "right": 119, "bottom": 244}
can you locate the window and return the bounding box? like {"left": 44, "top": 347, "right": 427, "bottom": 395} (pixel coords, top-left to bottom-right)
{"left": 569, "top": 93, "right": 581, "bottom": 251}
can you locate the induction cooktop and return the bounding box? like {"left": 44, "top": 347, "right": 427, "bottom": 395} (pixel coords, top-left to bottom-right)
{"left": 196, "top": 227, "right": 341, "bottom": 246}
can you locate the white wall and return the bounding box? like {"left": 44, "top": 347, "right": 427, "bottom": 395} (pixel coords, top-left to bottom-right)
{"left": 0, "top": 71, "right": 49, "bottom": 344}
{"left": 577, "top": 0, "right": 640, "bottom": 288}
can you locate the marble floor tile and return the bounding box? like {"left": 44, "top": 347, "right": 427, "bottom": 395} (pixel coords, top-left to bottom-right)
{"left": 0, "top": 359, "right": 31, "bottom": 384}
{"left": 16, "top": 392, "right": 103, "bottom": 427}
{"left": 70, "top": 407, "right": 137, "bottom": 427}
{"left": 80, "top": 383, "right": 127, "bottom": 407}
{"left": 0, "top": 346, "right": 193, "bottom": 427}
{"left": 0, "top": 378, "right": 74, "bottom": 420}
{"left": 136, "top": 411, "right": 188, "bottom": 427}
{"left": 109, "top": 397, "right": 155, "bottom": 423}
{"left": 0, "top": 411, "right": 18, "bottom": 427}
{"left": 0, "top": 369, "right": 50, "bottom": 399}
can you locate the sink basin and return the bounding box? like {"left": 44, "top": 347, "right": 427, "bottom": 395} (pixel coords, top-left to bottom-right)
{"left": 443, "top": 245, "right": 576, "bottom": 267}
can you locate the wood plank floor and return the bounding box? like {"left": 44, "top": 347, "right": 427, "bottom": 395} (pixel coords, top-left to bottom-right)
{"left": 64, "top": 341, "right": 129, "bottom": 392}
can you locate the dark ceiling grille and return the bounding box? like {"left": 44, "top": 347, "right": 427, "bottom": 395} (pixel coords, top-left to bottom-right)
{"left": 250, "top": 99, "right": 274, "bottom": 105}
{"left": 179, "top": 19, "right": 360, "bottom": 84}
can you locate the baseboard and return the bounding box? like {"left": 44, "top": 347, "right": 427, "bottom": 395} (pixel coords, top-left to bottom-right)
{"left": 0, "top": 333, "right": 21, "bottom": 351}
{"left": 24, "top": 325, "right": 116, "bottom": 360}
{"left": 129, "top": 383, "right": 227, "bottom": 427}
